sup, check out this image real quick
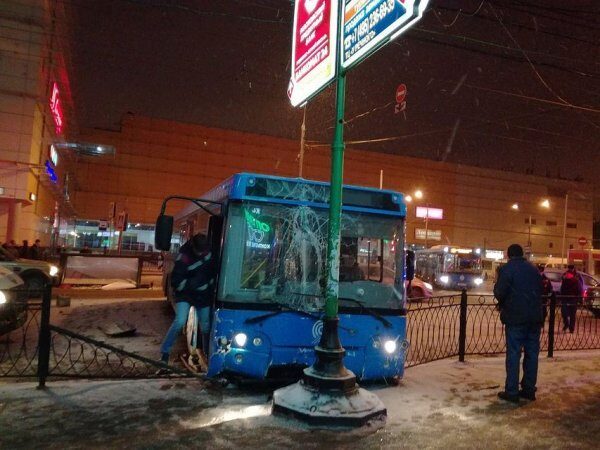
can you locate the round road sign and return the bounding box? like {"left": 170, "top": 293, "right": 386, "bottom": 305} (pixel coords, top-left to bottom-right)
{"left": 578, "top": 236, "right": 587, "bottom": 246}
{"left": 395, "top": 84, "right": 407, "bottom": 104}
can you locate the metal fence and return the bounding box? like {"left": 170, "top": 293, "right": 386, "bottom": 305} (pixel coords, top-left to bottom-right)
{"left": 405, "top": 291, "right": 600, "bottom": 367}
{"left": 2, "top": 286, "right": 599, "bottom": 385}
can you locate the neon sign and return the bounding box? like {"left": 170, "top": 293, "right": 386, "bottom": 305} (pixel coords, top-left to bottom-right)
{"left": 49, "top": 82, "right": 64, "bottom": 134}
{"left": 45, "top": 160, "right": 58, "bottom": 183}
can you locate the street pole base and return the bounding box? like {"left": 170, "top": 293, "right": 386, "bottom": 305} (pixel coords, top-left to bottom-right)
{"left": 272, "top": 376, "right": 387, "bottom": 428}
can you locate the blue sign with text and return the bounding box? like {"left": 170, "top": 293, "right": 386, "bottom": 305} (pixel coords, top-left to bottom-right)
{"left": 341, "top": 0, "right": 429, "bottom": 70}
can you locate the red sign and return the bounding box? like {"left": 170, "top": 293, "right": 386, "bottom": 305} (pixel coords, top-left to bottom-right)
{"left": 578, "top": 237, "right": 587, "bottom": 246}
{"left": 49, "top": 82, "right": 64, "bottom": 135}
{"left": 396, "top": 84, "right": 407, "bottom": 104}
{"left": 289, "top": 1, "right": 338, "bottom": 107}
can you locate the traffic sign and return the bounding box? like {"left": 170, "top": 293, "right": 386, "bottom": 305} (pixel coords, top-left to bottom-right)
{"left": 341, "top": 0, "right": 430, "bottom": 70}
{"left": 578, "top": 237, "right": 587, "bottom": 246}
{"left": 289, "top": 0, "right": 339, "bottom": 107}
{"left": 395, "top": 83, "right": 407, "bottom": 104}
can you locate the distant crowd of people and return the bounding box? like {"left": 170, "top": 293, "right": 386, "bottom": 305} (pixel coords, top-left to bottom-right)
{"left": 1, "top": 239, "right": 45, "bottom": 260}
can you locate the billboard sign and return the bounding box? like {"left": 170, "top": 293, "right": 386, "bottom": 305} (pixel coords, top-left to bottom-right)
{"left": 341, "top": 0, "right": 430, "bottom": 70}
{"left": 415, "top": 228, "right": 441, "bottom": 241}
{"left": 416, "top": 206, "right": 443, "bottom": 220}
{"left": 289, "top": 0, "right": 339, "bottom": 107}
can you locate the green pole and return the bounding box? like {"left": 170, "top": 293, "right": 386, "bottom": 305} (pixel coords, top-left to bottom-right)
{"left": 325, "top": 72, "right": 346, "bottom": 319}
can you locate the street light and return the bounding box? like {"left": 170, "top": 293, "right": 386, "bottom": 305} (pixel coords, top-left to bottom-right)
{"left": 414, "top": 190, "right": 423, "bottom": 200}
{"left": 540, "top": 199, "right": 550, "bottom": 209}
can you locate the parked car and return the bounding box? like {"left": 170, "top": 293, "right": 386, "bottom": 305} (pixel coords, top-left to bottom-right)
{"left": 0, "top": 266, "right": 28, "bottom": 336}
{"left": 0, "top": 246, "right": 60, "bottom": 292}
{"left": 585, "top": 287, "right": 600, "bottom": 318}
{"left": 406, "top": 277, "right": 434, "bottom": 300}
{"left": 542, "top": 268, "right": 599, "bottom": 296}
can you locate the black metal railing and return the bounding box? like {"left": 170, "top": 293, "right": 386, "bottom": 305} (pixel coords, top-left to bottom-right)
{"left": 3, "top": 284, "right": 600, "bottom": 384}
{"left": 405, "top": 291, "right": 600, "bottom": 368}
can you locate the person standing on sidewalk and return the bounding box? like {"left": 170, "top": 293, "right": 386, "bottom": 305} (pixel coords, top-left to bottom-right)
{"left": 494, "top": 244, "right": 543, "bottom": 403}
{"left": 560, "top": 264, "right": 583, "bottom": 333}
{"left": 159, "top": 233, "right": 215, "bottom": 368}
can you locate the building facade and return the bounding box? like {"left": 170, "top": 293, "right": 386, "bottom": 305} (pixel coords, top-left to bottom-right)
{"left": 71, "top": 114, "right": 594, "bottom": 260}
{"left": 0, "top": 0, "right": 76, "bottom": 248}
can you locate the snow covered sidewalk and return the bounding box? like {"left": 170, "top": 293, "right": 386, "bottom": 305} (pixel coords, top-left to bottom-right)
{"left": 1, "top": 350, "right": 598, "bottom": 449}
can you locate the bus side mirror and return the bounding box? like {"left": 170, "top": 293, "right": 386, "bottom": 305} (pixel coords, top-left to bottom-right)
{"left": 155, "top": 214, "right": 174, "bottom": 251}
{"left": 406, "top": 250, "right": 415, "bottom": 281}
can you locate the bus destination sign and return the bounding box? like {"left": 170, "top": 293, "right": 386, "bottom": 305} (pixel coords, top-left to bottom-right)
{"left": 341, "top": 0, "right": 429, "bottom": 70}
{"left": 289, "top": 0, "right": 339, "bottom": 107}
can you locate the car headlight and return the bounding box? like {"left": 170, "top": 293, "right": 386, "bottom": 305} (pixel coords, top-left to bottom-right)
{"left": 0, "top": 291, "right": 6, "bottom": 305}
{"left": 383, "top": 339, "right": 397, "bottom": 354}
{"left": 440, "top": 275, "right": 449, "bottom": 284}
{"left": 423, "top": 282, "right": 433, "bottom": 291}
{"left": 234, "top": 333, "right": 247, "bottom": 347}
{"left": 474, "top": 278, "right": 483, "bottom": 286}
{"left": 49, "top": 265, "right": 59, "bottom": 277}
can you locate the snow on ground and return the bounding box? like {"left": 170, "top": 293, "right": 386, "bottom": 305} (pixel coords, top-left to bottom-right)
{"left": 1, "top": 350, "right": 598, "bottom": 449}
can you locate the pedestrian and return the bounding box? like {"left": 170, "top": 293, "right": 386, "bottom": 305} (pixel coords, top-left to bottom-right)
{"left": 538, "top": 264, "right": 554, "bottom": 322}
{"left": 159, "top": 233, "right": 215, "bottom": 369}
{"left": 494, "top": 244, "right": 543, "bottom": 403}
{"left": 19, "top": 240, "right": 29, "bottom": 259}
{"left": 30, "top": 239, "right": 42, "bottom": 260}
{"left": 559, "top": 264, "right": 582, "bottom": 333}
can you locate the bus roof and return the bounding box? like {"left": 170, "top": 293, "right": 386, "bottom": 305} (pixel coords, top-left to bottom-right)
{"left": 176, "top": 173, "right": 406, "bottom": 220}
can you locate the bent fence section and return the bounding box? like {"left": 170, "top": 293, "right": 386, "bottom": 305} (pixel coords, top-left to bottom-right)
{"left": 2, "top": 286, "right": 600, "bottom": 383}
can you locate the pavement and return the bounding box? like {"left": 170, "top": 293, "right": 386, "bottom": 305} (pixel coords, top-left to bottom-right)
{"left": 1, "top": 350, "right": 599, "bottom": 449}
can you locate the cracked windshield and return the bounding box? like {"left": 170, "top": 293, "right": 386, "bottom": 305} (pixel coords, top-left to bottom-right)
{"left": 219, "top": 202, "right": 404, "bottom": 312}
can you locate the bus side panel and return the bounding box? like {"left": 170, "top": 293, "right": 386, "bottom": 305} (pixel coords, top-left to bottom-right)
{"left": 207, "top": 308, "right": 407, "bottom": 381}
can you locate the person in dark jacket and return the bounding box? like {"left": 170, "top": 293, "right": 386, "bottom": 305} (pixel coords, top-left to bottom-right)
{"left": 159, "top": 234, "right": 215, "bottom": 367}
{"left": 559, "top": 265, "right": 582, "bottom": 333}
{"left": 539, "top": 265, "right": 554, "bottom": 322}
{"left": 494, "top": 244, "right": 543, "bottom": 403}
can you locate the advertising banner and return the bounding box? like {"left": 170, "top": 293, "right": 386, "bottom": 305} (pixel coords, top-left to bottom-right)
{"left": 341, "top": 0, "right": 429, "bottom": 70}
{"left": 289, "top": 0, "right": 339, "bottom": 106}
{"left": 415, "top": 228, "right": 441, "bottom": 241}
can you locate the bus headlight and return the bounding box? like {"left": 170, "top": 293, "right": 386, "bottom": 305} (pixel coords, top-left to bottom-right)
{"left": 0, "top": 291, "right": 6, "bottom": 305}
{"left": 49, "top": 265, "right": 59, "bottom": 277}
{"left": 383, "top": 340, "right": 397, "bottom": 354}
{"left": 440, "top": 275, "right": 449, "bottom": 284}
{"left": 474, "top": 277, "right": 483, "bottom": 286}
{"left": 234, "top": 333, "right": 247, "bottom": 347}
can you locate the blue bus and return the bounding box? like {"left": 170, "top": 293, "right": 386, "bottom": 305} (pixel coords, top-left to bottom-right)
{"left": 415, "top": 245, "right": 484, "bottom": 290}
{"left": 155, "top": 173, "right": 409, "bottom": 382}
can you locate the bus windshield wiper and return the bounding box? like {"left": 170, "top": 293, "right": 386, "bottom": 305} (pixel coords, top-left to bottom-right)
{"left": 244, "top": 303, "right": 319, "bottom": 324}
{"left": 338, "top": 297, "right": 392, "bottom": 328}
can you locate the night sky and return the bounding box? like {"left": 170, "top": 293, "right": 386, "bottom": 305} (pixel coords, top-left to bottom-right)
{"left": 65, "top": 1, "right": 599, "bottom": 193}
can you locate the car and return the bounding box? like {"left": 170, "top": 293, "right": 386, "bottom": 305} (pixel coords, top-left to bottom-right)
{"left": 584, "top": 287, "right": 600, "bottom": 318}
{"left": 406, "top": 277, "right": 433, "bottom": 300}
{"left": 0, "top": 246, "right": 60, "bottom": 293}
{"left": 542, "top": 267, "right": 599, "bottom": 296}
{"left": 0, "top": 266, "right": 28, "bottom": 336}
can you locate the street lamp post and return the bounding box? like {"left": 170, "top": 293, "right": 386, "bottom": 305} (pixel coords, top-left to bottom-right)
{"left": 561, "top": 193, "right": 568, "bottom": 266}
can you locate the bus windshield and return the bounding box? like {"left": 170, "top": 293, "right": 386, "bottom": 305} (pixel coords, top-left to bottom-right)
{"left": 444, "top": 253, "right": 482, "bottom": 273}
{"left": 218, "top": 201, "right": 405, "bottom": 311}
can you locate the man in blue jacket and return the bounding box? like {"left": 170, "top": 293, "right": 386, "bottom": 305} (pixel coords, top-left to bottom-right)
{"left": 160, "top": 233, "right": 215, "bottom": 368}
{"left": 494, "top": 244, "right": 543, "bottom": 403}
